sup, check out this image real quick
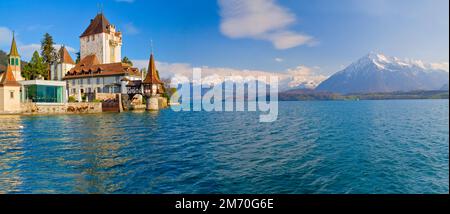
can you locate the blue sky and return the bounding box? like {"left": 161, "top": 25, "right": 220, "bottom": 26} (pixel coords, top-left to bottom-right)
{"left": 0, "top": 0, "right": 448, "bottom": 79}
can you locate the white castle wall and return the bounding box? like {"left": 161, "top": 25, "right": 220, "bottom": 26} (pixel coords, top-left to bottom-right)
{"left": 80, "top": 31, "right": 122, "bottom": 64}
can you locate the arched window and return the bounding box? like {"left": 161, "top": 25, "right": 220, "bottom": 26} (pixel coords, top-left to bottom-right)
{"left": 10, "top": 58, "right": 14, "bottom": 65}
{"left": 15, "top": 58, "right": 19, "bottom": 66}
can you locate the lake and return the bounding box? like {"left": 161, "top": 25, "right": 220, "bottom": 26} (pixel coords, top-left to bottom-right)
{"left": 0, "top": 100, "right": 448, "bottom": 194}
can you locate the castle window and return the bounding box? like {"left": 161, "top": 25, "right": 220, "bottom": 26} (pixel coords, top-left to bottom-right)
{"left": 96, "top": 77, "right": 101, "bottom": 84}
{"left": 15, "top": 58, "right": 19, "bottom": 66}
{"left": 11, "top": 58, "right": 14, "bottom": 65}
{"left": 10, "top": 91, "right": 14, "bottom": 99}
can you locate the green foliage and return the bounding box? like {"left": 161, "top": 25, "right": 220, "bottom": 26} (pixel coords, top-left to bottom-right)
{"left": 40, "top": 33, "right": 56, "bottom": 78}
{"left": 0, "top": 50, "right": 7, "bottom": 66}
{"left": 22, "top": 51, "right": 48, "bottom": 80}
{"left": 75, "top": 51, "right": 81, "bottom": 64}
{"left": 68, "top": 96, "right": 77, "bottom": 103}
{"left": 122, "top": 57, "right": 133, "bottom": 66}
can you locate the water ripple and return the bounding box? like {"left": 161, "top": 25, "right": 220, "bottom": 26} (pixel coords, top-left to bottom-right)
{"left": 0, "top": 100, "right": 448, "bottom": 193}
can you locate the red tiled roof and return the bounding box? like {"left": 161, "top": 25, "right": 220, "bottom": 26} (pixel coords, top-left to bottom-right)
{"left": 0, "top": 65, "right": 20, "bottom": 87}
{"left": 80, "top": 13, "right": 113, "bottom": 38}
{"left": 59, "top": 46, "right": 75, "bottom": 64}
{"left": 63, "top": 54, "right": 141, "bottom": 80}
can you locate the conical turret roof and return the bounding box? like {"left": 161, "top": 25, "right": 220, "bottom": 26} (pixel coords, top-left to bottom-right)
{"left": 9, "top": 32, "right": 20, "bottom": 57}
{"left": 143, "top": 53, "right": 163, "bottom": 85}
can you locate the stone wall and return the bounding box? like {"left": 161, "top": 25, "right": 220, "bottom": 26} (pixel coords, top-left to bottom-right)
{"left": 95, "top": 93, "right": 118, "bottom": 101}
{"left": 21, "top": 102, "right": 102, "bottom": 115}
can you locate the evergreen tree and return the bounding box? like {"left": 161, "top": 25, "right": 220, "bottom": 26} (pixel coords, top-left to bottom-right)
{"left": 122, "top": 56, "right": 133, "bottom": 66}
{"left": 75, "top": 51, "right": 81, "bottom": 64}
{"left": 22, "top": 51, "right": 47, "bottom": 80}
{"left": 40, "top": 33, "right": 56, "bottom": 66}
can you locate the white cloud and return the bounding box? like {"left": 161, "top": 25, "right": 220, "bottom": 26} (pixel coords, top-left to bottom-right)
{"left": 18, "top": 44, "right": 41, "bottom": 60}
{"left": 18, "top": 43, "right": 76, "bottom": 61}
{"left": 430, "top": 62, "right": 449, "bottom": 72}
{"left": 123, "top": 22, "right": 140, "bottom": 35}
{"left": 274, "top": 57, "right": 284, "bottom": 62}
{"left": 218, "top": 0, "right": 315, "bottom": 49}
{"left": 132, "top": 59, "right": 327, "bottom": 89}
{"left": 0, "top": 27, "right": 13, "bottom": 47}
{"left": 286, "top": 65, "right": 328, "bottom": 88}
{"left": 54, "top": 44, "right": 76, "bottom": 53}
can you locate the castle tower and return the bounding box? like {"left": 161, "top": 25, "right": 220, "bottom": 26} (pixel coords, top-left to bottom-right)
{"left": 142, "top": 52, "right": 165, "bottom": 111}
{"left": 79, "top": 13, "right": 122, "bottom": 64}
{"left": 8, "top": 32, "right": 23, "bottom": 81}
{"left": 50, "top": 46, "right": 75, "bottom": 81}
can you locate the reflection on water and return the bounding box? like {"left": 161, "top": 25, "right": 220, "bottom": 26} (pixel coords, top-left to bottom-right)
{"left": 0, "top": 100, "right": 448, "bottom": 194}
{"left": 0, "top": 115, "right": 24, "bottom": 193}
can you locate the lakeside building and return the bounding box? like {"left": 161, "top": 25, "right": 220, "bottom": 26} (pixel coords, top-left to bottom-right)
{"left": 0, "top": 65, "right": 21, "bottom": 113}
{"left": 63, "top": 13, "right": 142, "bottom": 101}
{"left": 20, "top": 80, "right": 67, "bottom": 104}
{"left": 0, "top": 34, "right": 68, "bottom": 114}
{"left": 50, "top": 46, "right": 76, "bottom": 81}
{"left": 1, "top": 12, "right": 164, "bottom": 114}
{"left": 125, "top": 51, "right": 166, "bottom": 110}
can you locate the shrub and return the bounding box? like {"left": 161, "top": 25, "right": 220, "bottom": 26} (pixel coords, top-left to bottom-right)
{"left": 68, "top": 96, "right": 77, "bottom": 103}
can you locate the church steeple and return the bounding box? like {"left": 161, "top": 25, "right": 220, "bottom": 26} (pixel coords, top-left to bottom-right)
{"left": 8, "top": 31, "right": 23, "bottom": 81}
{"left": 9, "top": 31, "right": 20, "bottom": 57}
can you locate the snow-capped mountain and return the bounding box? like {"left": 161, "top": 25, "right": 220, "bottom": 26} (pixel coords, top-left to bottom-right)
{"left": 316, "top": 53, "right": 449, "bottom": 94}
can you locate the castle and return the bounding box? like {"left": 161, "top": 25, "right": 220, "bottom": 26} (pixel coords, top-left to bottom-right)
{"left": 60, "top": 13, "right": 143, "bottom": 100}
{"left": 1, "top": 12, "right": 166, "bottom": 113}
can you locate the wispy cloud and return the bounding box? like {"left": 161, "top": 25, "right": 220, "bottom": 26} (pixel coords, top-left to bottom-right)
{"left": 274, "top": 57, "right": 284, "bottom": 62}
{"left": 123, "top": 22, "right": 140, "bottom": 35}
{"left": 218, "top": 0, "right": 316, "bottom": 50}
{"left": 18, "top": 43, "right": 76, "bottom": 61}
{"left": 132, "top": 59, "right": 327, "bottom": 89}
{"left": 0, "top": 27, "right": 13, "bottom": 47}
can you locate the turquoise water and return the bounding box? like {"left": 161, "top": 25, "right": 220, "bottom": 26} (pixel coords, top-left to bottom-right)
{"left": 0, "top": 100, "right": 448, "bottom": 194}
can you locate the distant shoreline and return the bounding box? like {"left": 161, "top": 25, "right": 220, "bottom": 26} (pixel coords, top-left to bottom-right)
{"left": 279, "top": 90, "right": 449, "bottom": 101}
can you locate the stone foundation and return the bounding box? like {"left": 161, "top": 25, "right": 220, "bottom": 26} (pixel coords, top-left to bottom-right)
{"left": 20, "top": 102, "right": 102, "bottom": 115}
{"left": 145, "top": 97, "right": 168, "bottom": 111}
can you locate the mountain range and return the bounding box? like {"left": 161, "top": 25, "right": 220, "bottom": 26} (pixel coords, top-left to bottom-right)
{"left": 316, "top": 53, "right": 449, "bottom": 94}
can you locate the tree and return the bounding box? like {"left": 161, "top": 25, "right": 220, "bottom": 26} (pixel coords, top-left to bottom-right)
{"left": 122, "top": 56, "right": 133, "bottom": 66}
{"left": 22, "top": 51, "right": 47, "bottom": 80}
{"left": 75, "top": 51, "right": 81, "bottom": 64}
{"left": 40, "top": 33, "right": 56, "bottom": 66}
